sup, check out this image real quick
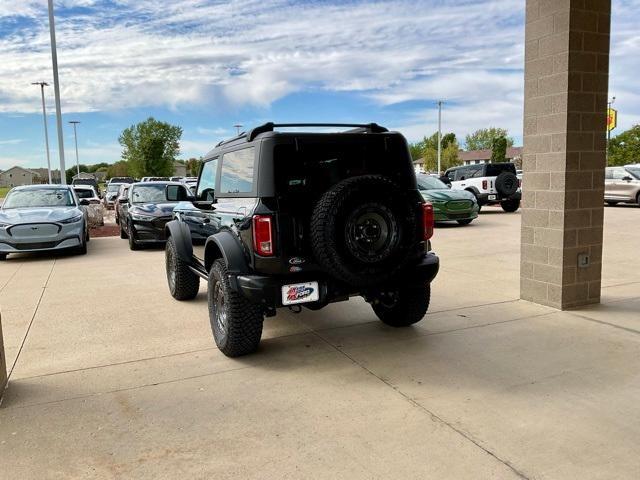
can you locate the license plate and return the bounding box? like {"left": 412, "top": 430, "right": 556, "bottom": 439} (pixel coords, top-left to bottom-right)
{"left": 488, "top": 194, "right": 497, "bottom": 200}
{"left": 281, "top": 281, "right": 319, "bottom": 305}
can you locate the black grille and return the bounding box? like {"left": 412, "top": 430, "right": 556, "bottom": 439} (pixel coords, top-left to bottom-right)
{"left": 13, "top": 241, "right": 59, "bottom": 250}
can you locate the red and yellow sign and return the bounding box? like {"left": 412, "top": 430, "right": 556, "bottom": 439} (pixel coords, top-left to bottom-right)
{"left": 607, "top": 108, "right": 617, "bottom": 132}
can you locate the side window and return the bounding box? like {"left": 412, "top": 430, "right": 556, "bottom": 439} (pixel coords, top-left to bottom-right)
{"left": 455, "top": 168, "right": 469, "bottom": 181}
{"left": 605, "top": 168, "right": 613, "bottom": 180}
{"left": 467, "top": 165, "right": 483, "bottom": 178}
{"left": 612, "top": 168, "right": 627, "bottom": 180}
{"left": 196, "top": 158, "right": 218, "bottom": 201}
{"left": 219, "top": 147, "right": 255, "bottom": 195}
{"left": 446, "top": 170, "right": 455, "bottom": 181}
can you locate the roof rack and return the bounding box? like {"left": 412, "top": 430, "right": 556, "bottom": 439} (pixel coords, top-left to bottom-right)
{"left": 246, "top": 122, "right": 388, "bottom": 142}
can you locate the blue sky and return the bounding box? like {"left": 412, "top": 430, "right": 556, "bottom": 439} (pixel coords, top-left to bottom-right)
{"left": 0, "top": 0, "right": 638, "bottom": 171}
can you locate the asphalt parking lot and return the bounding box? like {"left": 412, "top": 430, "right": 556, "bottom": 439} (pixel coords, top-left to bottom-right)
{"left": 1, "top": 206, "right": 639, "bottom": 479}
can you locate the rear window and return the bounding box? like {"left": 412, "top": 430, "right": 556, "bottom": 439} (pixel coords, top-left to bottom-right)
{"left": 273, "top": 135, "right": 414, "bottom": 196}
{"left": 485, "top": 163, "right": 516, "bottom": 176}
{"left": 74, "top": 188, "right": 94, "bottom": 199}
{"left": 220, "top": 147, "right": 255, "bottom": 194}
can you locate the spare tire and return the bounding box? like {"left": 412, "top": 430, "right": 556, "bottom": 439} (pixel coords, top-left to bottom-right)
{"left": 310, "top": 175, "right": 419, "bottom": 287}
{"left": 495, "top": 171, "right": 518, "bottom": 196}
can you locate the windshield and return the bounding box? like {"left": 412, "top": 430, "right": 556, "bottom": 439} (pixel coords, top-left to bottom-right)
{"left": 625, "top": 167, "right": 640, "bottom": 179}
{"left": 107, "top": 184, "right": 121, "bottom": 192}
{"left": 416, "top": 175, "right": 448, "bottom": 190}
{"left": 3, "top": 188, "right": 76, "bottom": 209}
{"left": 74, "top": 188, "right": 95, "bottom": 199}
{"left": 131, "top": 184, "right": 167, "bottom": 203}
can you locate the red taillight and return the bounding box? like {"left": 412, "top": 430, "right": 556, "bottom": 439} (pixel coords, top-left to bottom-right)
{"left": 482, "top": 179, "right": 488, "bottom": 190}
{"left": 422, "top": 203, "right": 434, "bottom": 240}
{"left": 252, "top": 215, "right": 275, "bottom": 256}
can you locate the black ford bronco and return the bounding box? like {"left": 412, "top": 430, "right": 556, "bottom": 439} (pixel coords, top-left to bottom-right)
{"left": 164, "top": 123, "right": 439, "bottom": 357}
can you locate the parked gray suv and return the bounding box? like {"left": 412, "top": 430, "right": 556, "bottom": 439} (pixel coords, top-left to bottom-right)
{"left": 604, "top": 165, "right": 640, "bottom": 207}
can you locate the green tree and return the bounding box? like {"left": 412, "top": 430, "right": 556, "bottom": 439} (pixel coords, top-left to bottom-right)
{"left": 185, "top": 157, "right": 203, "bottom": 176}
{"left": 409, "top": 132, "right": 457, "bottom": 162}
{"left": 491, "top": 136, "right": 508, "bottom": 162}
{"left": 118, "top": 117, "right": 182, "bottom": 177}
{"left": 65, "top": 164, "right": 90, "bottom": 184}
{"left": 106, "top": 160, "right": 130, "bottom": 179}
{"left": 608, "top": 124, "right": 640, "bottom": 166}
{"left": 465, "top": 128, "right": 514, "bottom": 150}
{"left": 87, "top": 162, "right": 109, "bottom": 173}
{"left": 422, "top": 142, "right": 461, "bottom": 172}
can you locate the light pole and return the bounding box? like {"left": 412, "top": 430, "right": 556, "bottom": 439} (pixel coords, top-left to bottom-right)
{"left": 606, "top": 96, "right": 616, "bottom": 162}
{"left": 69, "top": 121, "right": 80, "bottom": 176}
{"left": 47, "top": 0, "right": 66, "bottom": 184}
{"left": 437, "top": 101, "right": 443, "bottom": 174}
{"left": 32, "top": 82, "right": 52, "bottom": 183}
{"left": 234, "top": 124, "right": 242, "bottom": 135}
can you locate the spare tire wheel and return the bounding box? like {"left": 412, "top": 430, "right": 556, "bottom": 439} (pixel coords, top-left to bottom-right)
{"left": 495, "top": 171, "right": 518, "bottom": 196}
{"left": 310, "top": 175, "right": 419, "bottom": 287}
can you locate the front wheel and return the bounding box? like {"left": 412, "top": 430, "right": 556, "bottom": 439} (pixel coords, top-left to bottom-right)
{"left": 606, "top": 201, "right": 619, "bottom": 206}
{"left": 166, "top": 235, "right": 199, "bottom": 300}
{"left": 128, "top": 221, "right": 140, "bottom": 250}
{"left": 0, "top": 253, "right": 7, "bottom": 261}
{"left": 370, "top": 284, "right": 431, "bottom": 327}
{"left": 208, "top": 259, "right": 264, "bottom": 357}
{"left": 501, "top": 199, "right": 520, "bottom": 212}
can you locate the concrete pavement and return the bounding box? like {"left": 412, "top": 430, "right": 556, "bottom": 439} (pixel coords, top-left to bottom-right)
{"left": 1, "top": 206, "right": 639, "bottom": 479}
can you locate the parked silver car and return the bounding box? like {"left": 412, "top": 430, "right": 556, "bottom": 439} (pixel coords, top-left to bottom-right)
{"left": 0, "top": 185, "right": 90, "bottom": 260}
{"left": 604, "top": 165, "right": 640, "bottom": 206}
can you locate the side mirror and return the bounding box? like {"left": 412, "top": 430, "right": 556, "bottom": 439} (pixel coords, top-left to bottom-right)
{"left": 447, "top": 183, "right": 452, "bottom": 188}
{"left": 118, "top": 197, "right": 128, "bottom": 204}
{"left": 79, "top": 199, "right": 90, "bottom": 206}
{"left": 166, "top": 185, "right": 191, "bottom": 202}
{"left": 622, "top": 176, "right": 633, "bottom": 181}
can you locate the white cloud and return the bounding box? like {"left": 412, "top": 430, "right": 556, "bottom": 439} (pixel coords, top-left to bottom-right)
{"left": 0, "top": 138, "right": 24, "bottom": 145}
{"left": 0, "top": 0, "right": 638, "bottom": 148}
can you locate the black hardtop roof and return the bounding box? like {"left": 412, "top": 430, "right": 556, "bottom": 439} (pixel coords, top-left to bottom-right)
{"left": 203, "top": 122, "right": 394, "bottom": 160}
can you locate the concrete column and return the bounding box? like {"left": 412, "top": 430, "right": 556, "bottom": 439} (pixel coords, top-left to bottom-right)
{"left": 521, "top": 0, "right": 611, "bottom": 309}
{"left": 0, "top": 315, "right": 7, "bottom": 403}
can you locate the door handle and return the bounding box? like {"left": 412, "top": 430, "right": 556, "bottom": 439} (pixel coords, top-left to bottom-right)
{"left": 236, "top": 206, "right": 247, "bottom": 217}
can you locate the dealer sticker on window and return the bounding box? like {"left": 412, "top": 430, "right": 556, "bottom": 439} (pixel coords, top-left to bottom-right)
{"left": 281, "top": 281, "right": 319, "bottom": 305}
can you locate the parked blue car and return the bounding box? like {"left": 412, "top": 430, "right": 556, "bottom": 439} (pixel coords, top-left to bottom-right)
{"left": 0, "top": 185, "right": 90, "bottom": 260}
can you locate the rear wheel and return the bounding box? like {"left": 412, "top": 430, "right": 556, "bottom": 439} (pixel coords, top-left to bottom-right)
{"left": 371, "top": 284, "right": 431, "bottom": 327}
{"left": 606, "top": 201, "right": 619, "bottom": 206}
{"left": 208, "top": 259, "right": 264, "bottom": 357}
{"left": 457, "top": 219, "right": 473, "bottom": 225}
{"left": 0, "top": 253, "right": 7, "bottom": 261}
{"left": 637, "top": 193, "right": 640, "bottom": 207}
{"left": 501, "top": 200, "right": 520, "bottom": 212}
{"left": 166, "top": 235, "right": 199, "bottom": 300}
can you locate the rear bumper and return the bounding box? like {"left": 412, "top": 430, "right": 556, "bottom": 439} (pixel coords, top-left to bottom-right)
{"left": 233, "top": 253, "right": 440, "bottom": 309}
{"left": 476, "top": 191, "right": 521, "bottom": 206}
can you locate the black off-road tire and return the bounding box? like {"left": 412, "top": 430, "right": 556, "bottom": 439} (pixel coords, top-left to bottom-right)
{"left": 371, "top": 284, "right": 431, "bottom": 327}
{"left": 495, "top": 171, "right": 518, "bottom": 196}
{"left": 208, "top": 259, "right": 264, "bottom": 357}
{"left": 166, "top": 235, "right": 199, "bottom": 300}
{"left": 501, "top": 199, "right": 520, "bottom": 212}
{"left": 457, "top": 219, "right": 473, "bottom": 225}
{"left": 310, "top": 175, "right": 419, "bottom": 287}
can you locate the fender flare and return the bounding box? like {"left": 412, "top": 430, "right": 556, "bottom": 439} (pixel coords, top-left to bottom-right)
{"left": 204, "top": 230, "right": 249, "bottom": 275}
{"left": 165, "top": 220, "right": 193, "bottom": 262}
{"left": 465, "top": 186, "right": 480, "bottom": 196}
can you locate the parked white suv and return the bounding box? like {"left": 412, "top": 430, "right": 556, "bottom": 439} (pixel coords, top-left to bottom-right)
{"left": 444, "top": 163, "right": 521, "bottom": 212}
{"left": 604, "top": 165, "right": 640, "bottom": 206}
